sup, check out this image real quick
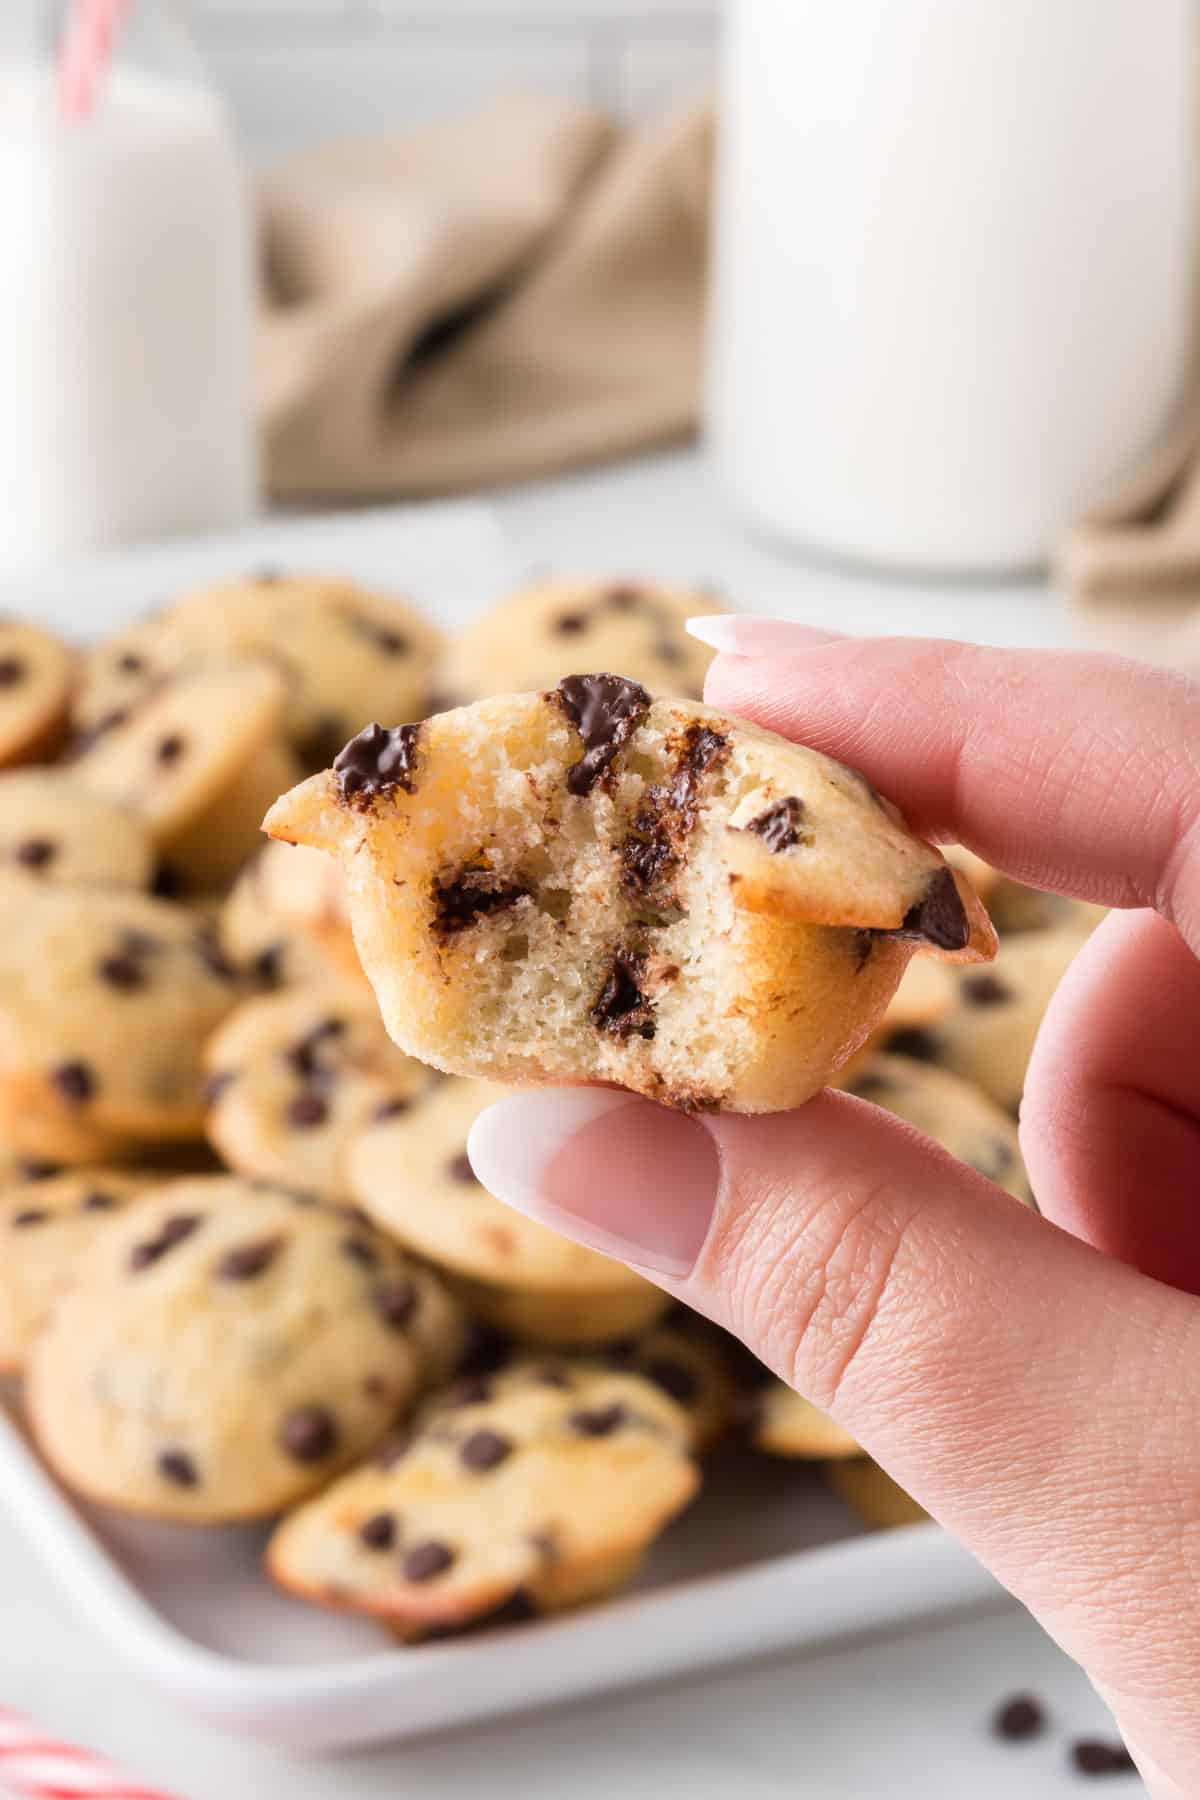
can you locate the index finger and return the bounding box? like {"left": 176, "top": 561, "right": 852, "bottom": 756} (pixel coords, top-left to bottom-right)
{"left": 704, "top": 636, "right": 1200, "bottom": 952}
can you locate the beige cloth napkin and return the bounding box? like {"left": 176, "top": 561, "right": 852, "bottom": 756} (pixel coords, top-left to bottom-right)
{"left": 260, "top": 93, "right": 712, "bottom": 502}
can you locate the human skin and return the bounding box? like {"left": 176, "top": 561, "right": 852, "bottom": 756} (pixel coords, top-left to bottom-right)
{"left": 469, "top": 622, "right": 1200, "bottom": 1797}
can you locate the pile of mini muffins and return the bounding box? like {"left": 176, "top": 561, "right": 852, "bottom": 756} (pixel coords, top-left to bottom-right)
{"left": 0, "top": 574, "right": 1103, "bottom": 1640}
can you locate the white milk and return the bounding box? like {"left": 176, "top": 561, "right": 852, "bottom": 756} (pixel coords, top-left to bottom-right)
{"left": 707, "top": 0, "right": 1196, "bottom": 572}
{"left": 0, "top": 64, "right": 259, "bottom": 570}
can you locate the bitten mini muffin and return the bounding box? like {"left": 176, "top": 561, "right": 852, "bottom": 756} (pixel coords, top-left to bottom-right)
{"left": 204, "top": 984, "right": 432, "bottom": 1202}
{"left": 0, "top": 885, "right": 241, "bottom": 1162}
{"left": 348, "top": 1076, "right": 668, "bottom": 1346}
{"left": 74, "top": 658, "right": 303, "bottom": 891}
{"left": 26, "top": 1177, "right": 463, "bottom": 1523}
{"left": 266, "top": 1358, "right": 700, "bottom": 1637}
{"left": 0, "top": 1168, "right": 155, "bottom": 1371}
{"left": 266, "top": 682, "right": 996, "bottom": 1113}
{"left": 439, "top": 577, "right": 723, "bottom": 705}
{"left": 0, "top": 621, "right": 76, "bottom": 768}
{"left": 0, "top": 769, "right": 153, "bottom": 889}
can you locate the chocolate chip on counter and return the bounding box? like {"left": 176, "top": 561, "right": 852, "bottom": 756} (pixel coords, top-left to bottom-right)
{"left": 81, "top": 1189, "right": 118, "bottom": 1213}
{"left": 278, "top": 1404, "right": 339, "bottom": 1464}
{"left": 373, "top": 1277, "right": 419, "bottom": 1332}
{"left": 992, "top": 1693, "right": 1046, "bottom": 1741}
{"left": 217, "top": 1234, "right": 284, "bottom": 1281}
{"left": 14, "top": 837, "right": 56, "bottom": 870}
{"left": 962, "top": 972, "right": 1015, "bottom": 1007}
{"left": 334, "top": 721, "right": 422, "bottom": 804}
{"left": 286, "top": 1091, "right": 329, "bottom": 1130}
{"left": 340, "top": 1236, "right": 380, "bottom": 1269}
{"left": 897, "top": 867, "right": 970, "bottom": 952}
{"left": 744, "top": 795, "right": 806, "bottom": 853}
{"left": 98, "top": 952, "right": 147, "bottom": 991}
{"left": 554, "top": 612, "right": 587, "bottom": 635}
{"left": 402, "top": 1540, "right": 456, "bottom": 1583}
{"left": 447, "top": 1151, "right": 476, "bottom": 1184}
{"left": 358, "top": 1511, "right": 397, "bottom": 1550}
{"left": 52, "top": 1060, "right": 95, "bottom": 1105}
{"left": 372, "top": 1095, "right": 412, "bottom": 1122}
{"left": 554, "top": 673, "right": 651, "bottom": 797}
{"left": 459, "top": 1428, "right": 512, "bottom": 1472}
{"left": 157, "top": 1448, "right": 199, "bottom": 1489}
{"left": 11, "top": 1209, "right": 48, "bottom": 1229}
{"left": 1070, "top": 1739, "right": 1136, "bottom": 1777}
{"left": 570, "top": 1404, "right": 626, "bottom": 1437}
{"left": 643, "top": 1357, "right": 699, "bottom": 1406}
{"left": 433, "top": 867, "right": 529, "bottom": 936}
{"left": 155, "top": 732, "right": 185, "bottom": 766}
{"left": 590, "top": 950, "right": 655, "bottom": 1040}
{"left": 0, "top": 657, "right": 26, "bottom": 687}
{"left": 129, "top": 1212, "right": 202, "bottom": 1271}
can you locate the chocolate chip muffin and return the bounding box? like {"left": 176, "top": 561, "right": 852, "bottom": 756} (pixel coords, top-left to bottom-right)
{"left": 0, "top": 769, "right": 153, "bottom": 890}
{"left": 26, "top": 1177, "right": 464, "bottom": 1522}
{"left": 265, "top": 682, "right": 996, "bottom": 1113}
{"left": 836, "top": 1053, "right": 1032, "bottom": 1200}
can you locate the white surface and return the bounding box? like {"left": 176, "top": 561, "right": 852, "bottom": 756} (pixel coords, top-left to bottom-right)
{"left": 708, "top": 0, "right": 1194, "bottom": 570}
{"left": 0, "top": 452, "right": 1133, "bottom": 1794}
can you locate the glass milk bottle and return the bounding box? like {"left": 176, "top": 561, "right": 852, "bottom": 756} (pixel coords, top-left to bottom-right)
{"left": 0, "top": 1, "right": 260, "bottom": 571}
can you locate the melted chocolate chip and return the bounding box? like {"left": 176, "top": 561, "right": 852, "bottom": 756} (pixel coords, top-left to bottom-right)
{"left": 590, "top": 950, "right": 655, "bottom": 1040}
{"left": 554, "top": 612, "right": 587, "bottom": 635}
{"left": 0, "top": 656, "right": 26, "bottom": 687}
{"left": 570, "top": 1403, "right": 626, "bottom": 1437}
{"left": 643, "top": 1357, "right": 699, "bottom": 1406}
{"left": 372, "top": 1095, "right": 412, "bottom": 1122}
{"left": 279, "top": 1404, "right": 339, "bottom": 1463}
{"left": 52, "top": 1060, "right": 94, "bottom": 1105}
{"left": 962, "top": 972, "right": 1015, "bottom": 1007}
{"left": 98, "top": 952, "right": 147, "bottom": 991}
{"left": 81, "top": 1188, "right": 119, "bottom": 1212}
{"left": 433, "top": 867, "right": 529, "bottom": 936}
{"left": 447, "top": 1151, "right": 476, "bottom": 1184}
{"left": 554, "top": 674, "right": 651, "bottom": 797}
{"left": 897, "top": 867, "right": 970, "bottom": 951}
{"left": 744, "top": 795, "right": 806, "bottom": 853}
{"left": 1070, "top": 1739, "right": 1135, "bottom": 1776}
{"left": 459, "top": 1428, "right": 512, "bottom": 1471}
{"left": 992, "top": 1694, "right": 1046, "bottom": 1741}
{"left": 340, "top": 1236, "right": 380, "bottom": 1269}
{"left": 217, "top": 1234, "right": 284, "bottom": 1281}
{"left": 358, "top": 1511, "right": 397, "bottom": 1550}
{"left": 620, "top": 723, "right": 729, "bottom": 895}
{"left": 286, "top": 1091, "right": 329, "bottom": 1130}
{"left": 157, "top": 1448, "right": 198, "bottom": 1489}
{"left": 373, "top": 1277, "right": 419, "bottom": 1331}
{"left": 333, "top": 721, "right": 422, "bottom": 805}
{"left": 129, "top": 1212, "right": 202, "bottom": 1270}
{"left": 12, "top": 1209, "right": 47, "bottom": 1228}
{"left": 402, "top": 1540, "right": 455, "bottom": 1583}
{"left": 14, "top": 837, "right": 55, "bottom": 870}
{"left": 156, "top": 733, "right": 185, "bottom": 766}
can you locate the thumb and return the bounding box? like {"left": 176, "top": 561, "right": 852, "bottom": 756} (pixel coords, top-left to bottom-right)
{"left": 468, "top": 1087, "right": 1200, "bottom": 1695}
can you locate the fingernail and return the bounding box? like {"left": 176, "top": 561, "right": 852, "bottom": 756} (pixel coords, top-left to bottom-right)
{"left": 685, "top": 615, "right": 845, "bottom": 656}
{"left": 467, "top": 1089, "right": 721, "bottom": 1278}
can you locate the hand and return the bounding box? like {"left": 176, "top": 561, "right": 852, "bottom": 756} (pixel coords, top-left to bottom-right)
{"left": 468, "top": 622, "right": 1200, "bottom": 1798}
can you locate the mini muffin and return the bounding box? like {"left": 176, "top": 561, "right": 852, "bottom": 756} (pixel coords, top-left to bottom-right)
{"left": 266, "top": 683, "right": 995, "bottom": 1113}
{"left": 0, "top": 769, "right": 153, "bottom": 889}
{"left": 220, "top": 840, "right": 363, "bottom": 990}
{"left": 836, "top": 1053, "right": 1032, "bottom": 1201}
{"left": 0, "top": 621, "right": 76, "bottom": 768}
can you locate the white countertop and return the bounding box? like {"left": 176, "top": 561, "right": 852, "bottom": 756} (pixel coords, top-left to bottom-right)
{"left": 1, "top": 450, "right": 1138, "bottom": 1799}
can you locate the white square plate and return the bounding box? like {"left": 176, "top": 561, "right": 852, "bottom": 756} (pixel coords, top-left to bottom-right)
{"left": 0, "top": 504, "right": 999, "bottom": 1750}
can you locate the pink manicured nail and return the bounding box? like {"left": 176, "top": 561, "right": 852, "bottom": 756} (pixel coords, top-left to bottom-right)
{"left": 685, "top": 615, "right": 845, "bottom": 656}
{"left": 467, "top": 1090, "right": 721, "bottom": 1278}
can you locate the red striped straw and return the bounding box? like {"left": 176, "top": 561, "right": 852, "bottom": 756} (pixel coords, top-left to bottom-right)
{"left": 58, "top": 0, "right": 132, "bottom": 123}
{"left": 0, "top": 1706, "right": 181, "bottom": 1800}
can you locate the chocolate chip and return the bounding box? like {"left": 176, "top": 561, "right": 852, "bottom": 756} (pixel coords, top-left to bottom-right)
{"left": 554, "top": 674, "right": 651, "bottom": 797}
{"left": 333, "top": 721, "right": 422, "bottom": 804}
{"left": 155, "top": 733, "right": 185, "bottom": 766}
{"left": 11, "top": 1208, "right": 47, "bottom": 1228}
{"left": 0, "top": 656, "right": 26, "bottom": 687}
{"left": 98, "top": 952, "right": 147, "bottom": 991}
{"left": 570, "top": 1404, "right": 626, "bottom": 1437}
{"left": 554, "top": 612, "right": 587, "bottom": 635}
{"left": 442, "top": 1375, "right": 493, "bottom": 1408}
{"left": 897, "top": 867, "right": 970, "bottom": 951}
{"left": 375, "top": 629, "right": 409, "bottom": 656}
{"left": 129, "top": 1212, "right": 202, "bottom": 1270}
{"left": 962, "top": 972, "right": 1015, "bottom": 1007}
{"left": 969, "top": 1137, "right": 1016, "bottom": 1182}
{"left": 16, "top": 1157, "right": 61, "bottom": 1181}
{"left": 52, "top": 1060, "right": 94, "bottom": 1105}
{"left": 217, "top": 1235, "right": 284, "bottom": 1281}
{"left": 81, "top": 1188, "right": 119, "bottom": 1212}
{"left": 590, "top": 950, "right": 655, "bottom": 1039}
{"left": 194, "top": 928, "right": 238, "bottom": 984}
{"left": 447, "top": 1151, "right": 475, "bottom": 1184}
{"left": 993, "top": 1694, "right": 1045, "bottom": 1741}
{"left": 433, "top": 867, "right": 529, "bottom": 936}
{"left": 605, "top": 585, "right": 642, "bottom": 612}
{"left": 150, "top": 861, "right": 185, "bottom": 899}
{"left": 285, "top": 1016, "right": 345, "bottom": 1078}
{"left": 620, "top": 722, "right": 728, "bottom": 894}
{"left": 358, "top": 1511, "right": 397, "bottom": 1550}
{"left": 252, "top": 945, "right": 284, "bottom": 987}
{"left": 157, "top": 1448, "right": 198, "bottom": 1488}
{"left": 286, "top": 1091, "right": 329, "bottom": 1129}
{"left": 372, "top": 1095, "right": 412, "bottom": 1122}
{"left": 1070, "top": 1739, "right": 1135, "bottom": 1776}
{"left": 340, "top": 1236, "right": 379, "bottom": 1269}
{"left": 402, "top": 1540, "right": 455, "bottom": 1583}
{"left": 459, "top": 1428, "right": 512, "bottom": 1471}
{"left": 14, "top": 837, "right": 56, "bottom": 870}
{"left": 533, "top": 1364, "right": 572, "bottom": 1389}
{"left": 883, "top": 1027, "right": 942, "bottom": 1064}
{"left": 847, "top": 1071, "right": 896, "bottom": 1100}
{"left": 744, "top": 795, "right": 806, "bottom": 853}
{"left": 653, "top": 640, "right": 684, "bottom": 665}
{"left": 278, "top": 1405, "right": 339, "bottom": 1463}
{"left": 644, "top": 1357, "right": 699, "bottom": 1406}
{"left": 373, "top": 1277, "right": 419, "bottom": 1331}
{"left": 117, "top": 651, "right": 146, "bottom": 675}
